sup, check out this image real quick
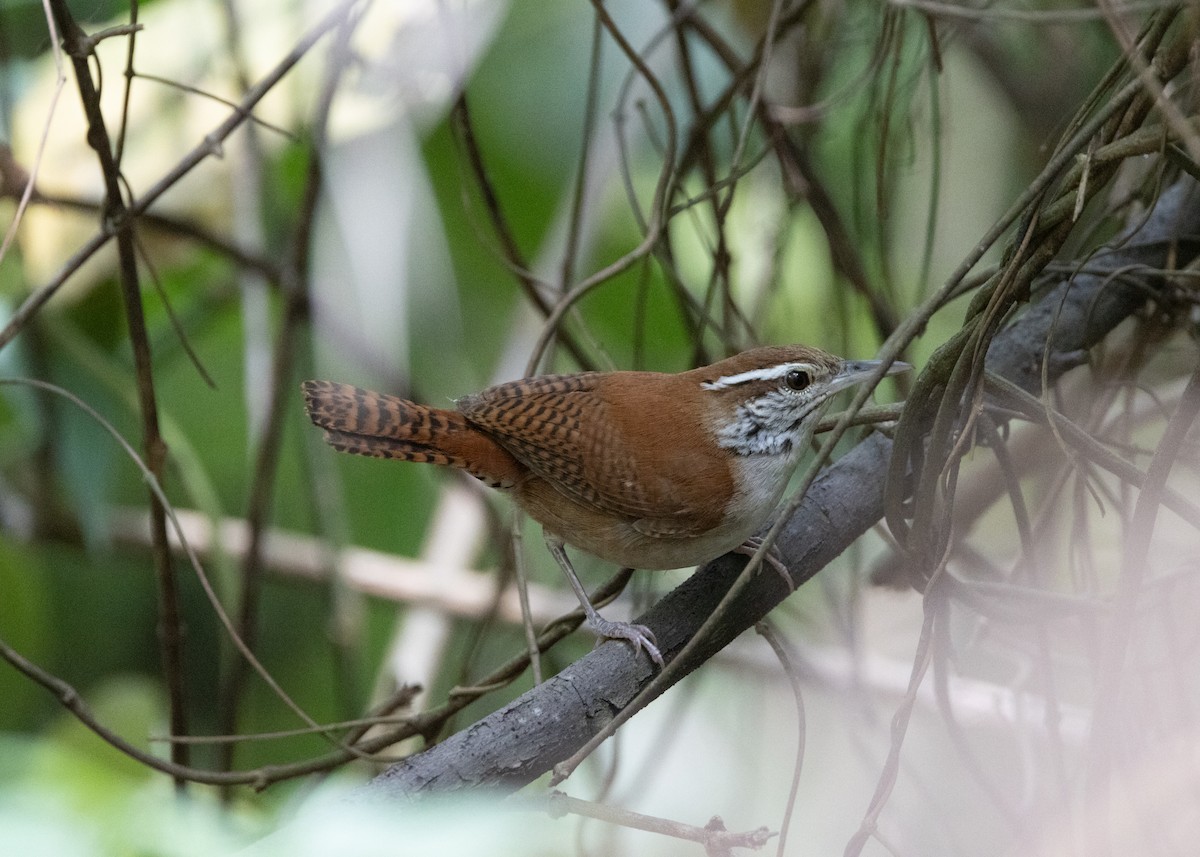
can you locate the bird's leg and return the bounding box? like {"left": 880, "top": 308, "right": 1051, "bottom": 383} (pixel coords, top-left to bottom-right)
{"left": 734, "top": 537, "right": 794, "bottom": 592}
{"left": 544, "top": 534, "right": 664, "bottom": 667}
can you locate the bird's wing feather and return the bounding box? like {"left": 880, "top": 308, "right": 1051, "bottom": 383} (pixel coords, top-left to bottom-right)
{"left": 457, "top": 373, "right": 726, "bottom": 536}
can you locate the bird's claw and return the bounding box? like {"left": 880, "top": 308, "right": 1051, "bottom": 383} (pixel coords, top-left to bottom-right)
{"left": 735, "top": 538, "right": 794, "bottom": 592}
{"left": 588, "top": 615, "right": 664, "bottom": 668}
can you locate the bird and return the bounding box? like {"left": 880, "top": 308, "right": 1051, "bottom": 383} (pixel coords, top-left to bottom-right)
{"left": 302, "top": 344, "right": 908, "bottom": 666}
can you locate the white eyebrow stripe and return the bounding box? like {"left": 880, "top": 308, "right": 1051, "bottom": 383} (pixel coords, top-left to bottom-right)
{"left": 700, "top": 362, "right": 815, "bottom": 391}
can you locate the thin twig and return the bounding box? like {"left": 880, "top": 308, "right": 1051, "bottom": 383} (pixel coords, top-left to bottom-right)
{"left": 513, "top": 790, "right": 775, "bottom": 853}
{"left": 0, "top": 0, "right": 360, "bottom": 354}
{"left": 218, "top": 2, "right": 361, "bottom": 774}
{"left": 754, "top": 622, "right": 806, "bottom": 857}
{"left": 48, "top": 0, "right": 190, "bottom": 782}
{"left": 1087, "top": 361, "right": 1200, "bottom": 832}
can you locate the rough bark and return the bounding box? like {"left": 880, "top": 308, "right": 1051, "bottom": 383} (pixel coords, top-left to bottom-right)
{"left": 364, "top": 180, "right": 1200, "bottom": 802}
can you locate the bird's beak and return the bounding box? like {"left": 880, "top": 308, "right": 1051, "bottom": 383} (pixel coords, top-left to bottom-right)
{"left": 825, "top": 358, "right": 912, "bottom": 396}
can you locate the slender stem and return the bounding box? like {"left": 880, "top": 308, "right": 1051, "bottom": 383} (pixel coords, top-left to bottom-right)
{"left": 47, "top": 0, "right": 190, "bottom": 785}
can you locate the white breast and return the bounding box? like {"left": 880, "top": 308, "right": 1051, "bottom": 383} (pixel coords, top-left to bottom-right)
{"left": 630, "top": 451, "right": 795, "bottom": 569}
{"left": 720, "top": 452, "right": 797, "bottom": 539}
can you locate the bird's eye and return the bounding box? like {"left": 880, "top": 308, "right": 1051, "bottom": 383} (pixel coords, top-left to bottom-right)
{"left": 785, "top": 369, "right": 811, "bottom": 391}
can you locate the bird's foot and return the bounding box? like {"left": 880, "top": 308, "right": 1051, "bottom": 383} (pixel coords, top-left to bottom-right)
{"left": 734, "top": 538, "right": 794, "bottom": 592}
{"left": 544, "top": 534, "right": 665, "bottom": 668}
{"left": 587, "top": 613, "right": 664, "bottom": 668}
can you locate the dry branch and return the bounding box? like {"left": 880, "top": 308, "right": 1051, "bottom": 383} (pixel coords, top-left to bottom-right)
{"left": 362, "top": 178, "right": 1200, "bottom": 801}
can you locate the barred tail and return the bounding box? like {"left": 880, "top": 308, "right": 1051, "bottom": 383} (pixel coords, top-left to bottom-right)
{"left": 300, "top": 381, "right": 522, "bottom": 488}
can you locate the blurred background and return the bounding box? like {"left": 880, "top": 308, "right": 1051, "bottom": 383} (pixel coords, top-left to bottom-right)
{"left": 1, "top": 0, "right": 1199, "bottom": 854}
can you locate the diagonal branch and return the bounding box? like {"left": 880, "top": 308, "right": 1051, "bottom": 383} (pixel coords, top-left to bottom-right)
{"left": 362, "top": 178, "right": 1200, "bottom": 801}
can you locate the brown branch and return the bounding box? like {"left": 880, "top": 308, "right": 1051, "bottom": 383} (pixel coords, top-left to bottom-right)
{"left": 0, "top": 0, "right": 361, "bottom": 790}
{"left": 526, "top": 0, "right": 680, "bottom": 374}
{"left": 0, "top": 626, "right": 423, "bottom": 790}
{"left": 25, "top": 189, "right": 284, "bottom": 284}
{"left": 676, "top": 8, "right": 903, "bottom": 348}
{"left": 47, "top": 0, "right": 189, "bottom": 782}
{"left": 0, "top": 0, "right": 358, "bottom": 354}
{"left": 0, "top": 634, "right": 244, "bottom": 787}
{"left": 216, "top": 6, "right": 357, "bottom": 774}
{"left": 449, "top": 95, "right": 592, "bottom": 369}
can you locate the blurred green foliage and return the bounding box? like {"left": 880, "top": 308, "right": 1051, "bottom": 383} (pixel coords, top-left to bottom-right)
{"left": 0, "top": 0, "right": 1153, "bottom": 852}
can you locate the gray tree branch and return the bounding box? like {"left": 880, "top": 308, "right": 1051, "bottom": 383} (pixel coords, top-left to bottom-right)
{"left": 364, "top": 179, "right": 1200, "bottom": 801}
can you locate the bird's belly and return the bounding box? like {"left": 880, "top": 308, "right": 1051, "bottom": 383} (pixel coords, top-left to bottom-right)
{"left": 540, "top": 515, "right": 754, "bottom": 571}
{"left": 513, "top": 453, "right": 794, "bottom": 570}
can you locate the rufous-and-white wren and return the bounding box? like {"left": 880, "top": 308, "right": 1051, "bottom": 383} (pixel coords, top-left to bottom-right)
{"left": 302, "top": 345, "right": 908, "bottom": 666}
